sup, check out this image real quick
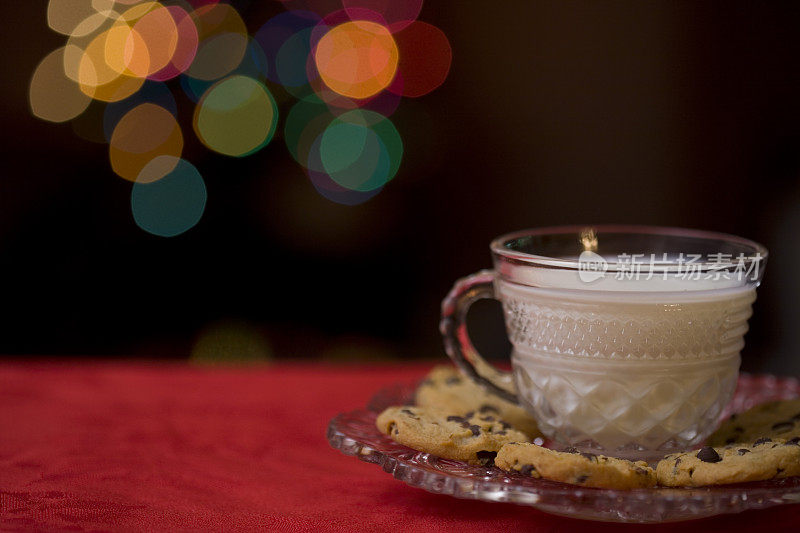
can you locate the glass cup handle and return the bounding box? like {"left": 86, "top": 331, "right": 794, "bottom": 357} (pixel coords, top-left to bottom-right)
{"left": 440, "top": 269, "right": 519, "bottom": 404}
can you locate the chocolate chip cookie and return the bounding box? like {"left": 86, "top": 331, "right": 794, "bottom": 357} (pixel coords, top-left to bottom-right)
{"left": 656, "top": 437, "right": 800, "bottom": 486}
{"left": 375, "top": 405, "right": 531, "bottom": 465}
{"left": 414, "top": 365, "right": 541, "bottom": 438}
{"left": 495, "top": 442, "right": 656, "bottom": 489}
{"left": 707, "top": 397, "right": 800, "bottom": 446}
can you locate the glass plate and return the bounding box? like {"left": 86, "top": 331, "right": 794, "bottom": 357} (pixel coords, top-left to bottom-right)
{"left": 326, "top": 373, "right": 800, "bottom": 523}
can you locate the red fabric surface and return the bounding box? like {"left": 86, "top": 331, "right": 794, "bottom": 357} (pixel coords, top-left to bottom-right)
{"left": 1, "top": 361, "right": 799, "bottom": 532}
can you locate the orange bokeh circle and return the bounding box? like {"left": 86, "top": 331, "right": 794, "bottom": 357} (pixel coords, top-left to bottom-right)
{"left": 314, "top": 20, "right": 398, "bottom": 99}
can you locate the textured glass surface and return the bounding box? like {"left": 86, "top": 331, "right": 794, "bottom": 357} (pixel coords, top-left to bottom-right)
{"left": 328, "top": 374, "right": 800, "bottom": 523}
{"left": 500, "top": 289, "right": 755, "bottom": 360}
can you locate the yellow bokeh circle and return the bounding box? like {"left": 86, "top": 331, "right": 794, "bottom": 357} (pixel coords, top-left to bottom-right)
{"left": 193, "top": 75, "right": 278, "bottom": 157}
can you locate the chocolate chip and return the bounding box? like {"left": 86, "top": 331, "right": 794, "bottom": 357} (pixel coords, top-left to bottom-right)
{"left": 479, "top": 404, "right": 500, "bottom": 414}
{"left": 564, "top": 447, "right": 580, "bottom": 454}
{"left": 771, "top": 421, "right": 794, "bottom": 433}
{"left": 772, "top": 443, "right": 779, "bottom": 448}
{"left": 675, "top": 458, "right": 682, "bottom": 467}
{"left": 696, "top": 446, "right": 722, "bottom": 463}
{"left": 445, "top": 376, "right": 462, "bottom": 385}
{"left": 468, "top": 425, "right": 482, "bottom": 436}
{"left": 733, "top": 426, "right": 744, "bottom": 433}
{"left": 580, "top": 452, "right": 597, "bottom": 461}
{"left": 464, "top": 411, "right": 475, "bottom": 419}
{"left": 495, "top": 430, "right": 507, "bottom": 435}
{"left": 476, "top": 450, "right": 497, "bottom": 466}
{"left": 737, "top": 448, "right": 751, "bottom": 455}
{"left": 753, "top": 437, "right": 772, "bottom": 446}
{"left": 725, "top": 437, "right": 736, "bottom": 445}
{"left": 730, "top": 413, "right": 738, "bottom": 420}
{"left": 688, "top": 468, "right": 695, "bottom": 477}
{"left": 784, "top": 437, "right": 800, "bottom": 446}
{"left": 519, "top": 464, "right": 536, "bottom": 476}
{"left": 447, "top": 416, "right": 472, "bottom": 430}
{"left": 575, "top": 475, "right": 588, "bottom": 483}
{"left": 388, "top": 423, "right": 398, "bottom": 435}
{"left": 499, "top": 421, "right": 512, "bottom": 430}
{"left": 480, "top": 416, "right": 495, "bottom": 422}
{"left": 400, "top": 408, "right": 417, "bottom": 418}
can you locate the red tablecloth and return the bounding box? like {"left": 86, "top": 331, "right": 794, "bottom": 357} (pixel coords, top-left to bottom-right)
{"left": 1, "top": 361, "right": 798, "bottom": 532}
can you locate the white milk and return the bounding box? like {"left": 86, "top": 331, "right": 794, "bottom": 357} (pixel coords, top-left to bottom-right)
{"left": 496, "top": 275, "right": 756, "bottom": 460}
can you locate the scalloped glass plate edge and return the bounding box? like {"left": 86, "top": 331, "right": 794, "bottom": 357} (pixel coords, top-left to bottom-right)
{"left": 327, "top": 373, "right": 800, "bottom": 523}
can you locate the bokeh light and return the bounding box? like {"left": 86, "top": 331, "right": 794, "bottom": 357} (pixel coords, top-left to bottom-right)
{"left": 309, "top": 64, "right": 403, "bottom": 117}
{"left": 342, "top": 0, "right": 423, "bottom": 32}
{"left": 357, "top": 73, "right": 403, "bottom": 115}
{"left": 320, "top": 121, "right": 388, "bottom": 191}
{"left": 194, "top": 75, "right": 278, "bottom": 157}
{"left": 33, "top": 0, "right": 451, "bottom": 235}
{"left": 47, "top": 0, "right": 116, "bottom": 36}
{"left": 136, "top": 154, "right": 186, "bottom": 185}
{"left": 186, "top": 3, "right": 248, "bottom": 81}
{"left": 276, "top": 26, "right": 318, "bottom": 91}
{"left": 69, "top": 10, "right": 121, "bottom": 39}
{"left": 181, "top": 38, "right": 268, "bottom": 103}
{"left": 63, "top": 14, "right": 117, "bottom": 82}
{"left": 148, "top": 5, "right": 199, "bottom": 81}
{"left": 307, "top": 168, "right": 383, "bottom": 206}
{"left": 185, "top": 0, "right": 220, "bottom": 7}
{"left": 390, "top": 21, "right": 452, "bottom": 97}
{"left": 103, "top": 81, "right": 177, "bottom": 142}
{"left": 29, "top": 47, "right": 92, "bottom": 123}
{"left": 114, "top": 2, "right": 179, "bottom": 78}
{"left": 320, "top": 109, "right": 402, "bottom": 191}
{"left": 313, "top": 7, "right": 386, "bottom": 42}
{"left": 314, "top": 20, "right": 399, "bottom": 99}
{"left": 287, "top": 98, "right": 401, "bottom": 203}
{"left": 255, "top": 10, "right": 321, "bottom": 87}
{"left": 191, "top": 320, "right": 273, "bottom": 366}
{"left": 285, "top": 96, "right": 336, "bottom": 170}
{"left": 76, "top": 26, "right": 146, "bottom": 102}
{"left": 109, "top": 103, "right": 183, "bottom": 182}
{"left": 131, "top": 157, "right": 207, "bottom": 237}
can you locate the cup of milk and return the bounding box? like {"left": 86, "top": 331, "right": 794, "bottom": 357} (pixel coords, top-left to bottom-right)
{"left": 440, "top": 225, "right": 767, "bottom": 461}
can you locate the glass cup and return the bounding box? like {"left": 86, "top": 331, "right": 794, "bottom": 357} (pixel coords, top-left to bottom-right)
{"left": 440, "top": 225, "right": 768, "bottom": 462}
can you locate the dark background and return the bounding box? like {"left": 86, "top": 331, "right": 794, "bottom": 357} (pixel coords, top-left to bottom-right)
{"left": 2, "top": 1, "right": 799, "bottom": 374}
